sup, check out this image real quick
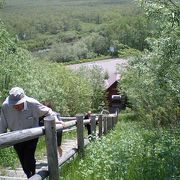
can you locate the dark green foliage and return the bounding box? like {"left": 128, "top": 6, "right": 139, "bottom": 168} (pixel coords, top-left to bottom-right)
{"left": 0, "top": 20, "right": 94, "bottom": 114}
{"left": 0, "top": 0, "right": 5, "bottom": 9}
{"left": 77, "top": 65, "right": 107, "bottom": 112}
{"left": 0, "top": 147, "right": 18, "bottom": 168}
{"left": 119, "top": 0, "right": 180, "bottom": 126}
{"left": 60, "top": 114, "right": 180, "bottom": 179}
{"left": 0, "top": 0, "right": 150, "bottom": 61}
{"left": 0, "top": 21, "right": 34, "bottom": 103}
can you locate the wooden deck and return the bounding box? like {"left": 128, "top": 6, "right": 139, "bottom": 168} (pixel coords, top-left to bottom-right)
{"left": 0, "top": 139, "right": 77, "bottom": 180}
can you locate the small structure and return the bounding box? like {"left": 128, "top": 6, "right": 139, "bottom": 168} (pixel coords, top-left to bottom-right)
{"left": 105, "top": 73, "right": 126, "bottom": 113}
{"left": 67, "top": 58, "right": 128, "bottom": 113}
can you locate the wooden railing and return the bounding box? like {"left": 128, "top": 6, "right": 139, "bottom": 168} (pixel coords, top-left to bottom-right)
{"left": 0, "top": 113, "right": 118, "bottom": 180}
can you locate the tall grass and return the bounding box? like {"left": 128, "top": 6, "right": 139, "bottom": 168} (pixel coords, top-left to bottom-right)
{"left": 0, "top": 147, "right": 18, "bottom": 169}
{"left": 1, "top": 114, "right": 179, "bottom": 179}
{"left": 60, "top": 113, "right": 180, "bottom": 179}
{"left": 0, "top": 138, "right": 47, "bottom": 169}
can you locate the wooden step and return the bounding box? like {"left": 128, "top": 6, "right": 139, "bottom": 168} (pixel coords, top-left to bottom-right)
{"left": 0, "top": 176, "right": 26, "bottom": 180}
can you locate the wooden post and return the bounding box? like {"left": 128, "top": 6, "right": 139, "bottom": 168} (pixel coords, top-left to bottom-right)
{"left": 91, "top": 115, "right": 96, "bottom": 138}
{"left": 44, "top": 116, "right": 59, "bottom": 180}
{"left": 115, "top": 113, "right": 118, "bottom": 125}
{"left": 112, "top": 116, "right": 115, "bottom": 129}
{"left": 107, "top": 116, "right": 111, "bottom": 131}
{"left": 98, "top": 115, "right": 103, "bottom": 138}
{"left": 103, "top": 116, "right": 107, "bottom": 135}
{"left": 110, "top": 116, "right": 113, "bottom": 130}
{"left": 76, "top": 115, "right": 84, "bottom": 156}
{"left": 115, "top": 110, "right": 119, "bottom": 124}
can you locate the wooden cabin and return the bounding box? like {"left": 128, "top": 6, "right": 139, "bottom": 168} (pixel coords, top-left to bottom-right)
{"left": 105, "top": 73, "right": 127, "bottom": 113}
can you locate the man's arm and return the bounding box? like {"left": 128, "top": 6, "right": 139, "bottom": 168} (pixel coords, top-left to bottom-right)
{"left": 33, "top": 101, "right": 56, "bottom": 118}
{"left": 0, "top": 107, "right": 8, "bottom": 134}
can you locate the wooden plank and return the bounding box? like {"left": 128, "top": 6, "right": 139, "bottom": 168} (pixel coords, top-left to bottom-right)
{"left": 60, "top": 117, "right": 76, "bottom": 121}
{"left": 83, "top": 119, "right": 90, "bottom": 125}
{"left": 0, "top": 121, "right": 77, "bottom": 149}
{"left": 63, "top": 126, "right": 76, "bottom": 132}
{"left": 0, "top": 169, "right": 26, "bottom": 178}
{"left": 103, "top": 116, "right": 107, "bottom": 135}
{"left": 91, "top": 115, "right": 96, "bottom": 137}
{"left": 76, "top": 115, "right": 84, "bottom": 156}
{"left": 107, "top": 116, "right": 111, "bottom": 131}
{"left": 0, "top": 176, "right": 26, "bottom": 180}
{"left": 58, "top": 148, "right": 77, "bottom": 166}
{"left": 56, "top": 120, "right": 76, "bottom": 132}
{"left": 0, "top": 127, "right": 44, "bottom": 148}
{"left": 112, "top": 116, "right": 115, "bottom": 129}
{"left": 44, "top": 116, "right": 59, "bottom": 180}
{"left": 28, "top": 170, "right": 49, "bottom": 180}
{"left": 98, "top": 115, "right": 103, "bottom": 138}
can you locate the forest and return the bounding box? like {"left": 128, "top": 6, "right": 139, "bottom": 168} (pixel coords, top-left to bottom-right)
{"left": 0, "top": 0, "right": 147, "bottom": 62}
{"left": 0, "top": 0, "right": 180, "bottom": 179}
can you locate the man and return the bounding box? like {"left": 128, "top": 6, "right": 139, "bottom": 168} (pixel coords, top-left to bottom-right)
{"left": 39, "top": 101, "right": 64, "bottom": 158}
{"left": 84, "top": 111, "right": 92, "bottom": 135}
{"left": 0, "top": 87, "right": 56, "bottom": 178}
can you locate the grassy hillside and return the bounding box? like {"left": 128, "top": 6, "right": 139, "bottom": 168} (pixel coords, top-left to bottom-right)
{"left": 2, "top": 0, "right": 133, "bottom": 8}
{"left": 60, "top": 113, "right": 180, "bottom": 179}
{"left": 0, "top": 0, "right": 147, "bottom": 62}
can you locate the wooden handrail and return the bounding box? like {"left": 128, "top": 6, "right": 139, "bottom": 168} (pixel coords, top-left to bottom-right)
{"left": 0, "top": 127, "right": 44, "bottom": 149}
{"left": 0, "top": 112, "right": 119, "bottom": 180}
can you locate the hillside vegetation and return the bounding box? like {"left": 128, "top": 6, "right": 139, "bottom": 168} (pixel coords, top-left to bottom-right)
{"left": 0, "top": 16, "right": 106, "bottom": 169}
{"left": 0, "top": 0, "right": 147, "bottom": 61}
{"left": 0, "top": 20, "right": 107, "bottom": 115}
{"left": 119, "top": 0, "right": 180, "bottom": 126}
{"left": 60, "top": 1, "right": 180, "bottom": 179}
{"left": 0, "top": 0, "right": 179, "bottom": 179}
{"left": 60, "top": 114, "right": 180, "bottom": 179}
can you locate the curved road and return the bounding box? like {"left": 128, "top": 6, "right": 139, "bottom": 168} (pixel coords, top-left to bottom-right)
{"left": 67, "top": 58, "right": 128, "bottom": 76}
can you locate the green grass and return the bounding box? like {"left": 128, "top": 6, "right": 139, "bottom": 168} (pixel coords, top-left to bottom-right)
{"left": 0, "top": 0, "right": 139, "bottom": 62}
{"left": 0, "top": 138, "right": 47, "bottom": 170}
{"left": 0, "top": 129, "right": 78, "bottom": 170}
{"left": 0, "top": 126, "right": 90, "bottom": 169}
{"left": 60, "top": 113, "right": 180, "bottom": 179}
{"left": 1, "top": 114, "right": 179, "bottom": 179}
{"left": 0, "top": 147, "right": 18, "bottom": 169}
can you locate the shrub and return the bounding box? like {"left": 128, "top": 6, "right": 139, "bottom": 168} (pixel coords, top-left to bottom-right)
{"left": 118, "top": 47, "right": 141, "bottom": 58}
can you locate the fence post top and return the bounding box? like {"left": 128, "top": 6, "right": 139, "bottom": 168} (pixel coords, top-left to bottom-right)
{"left": 44, "top": 115, "right": 55, "bottom": 121}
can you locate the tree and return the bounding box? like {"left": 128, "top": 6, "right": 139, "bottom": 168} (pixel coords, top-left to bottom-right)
{"left": 77, "top": 65, "right": 107, "bottom": 112}
{"left": 0, "top": 20, "right": 93, "bottom": 115}
{"left": 0, "top": 0, "right": 5, "bottom": 9}
{"left": 119, "top": 0, "right": 180, "bottom": 125}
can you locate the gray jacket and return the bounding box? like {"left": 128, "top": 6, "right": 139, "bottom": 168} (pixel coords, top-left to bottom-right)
{"left": 0, "top": 96, "right": 54, "bottom": 133}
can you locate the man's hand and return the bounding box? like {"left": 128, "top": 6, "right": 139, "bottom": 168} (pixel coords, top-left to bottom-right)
{"left": 56, "top": 120, "right": 65, "bottom": 127}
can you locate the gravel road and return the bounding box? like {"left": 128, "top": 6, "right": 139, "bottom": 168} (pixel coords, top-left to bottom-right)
{"left": 67, "top": 58, "right": 128, "bottom": 76}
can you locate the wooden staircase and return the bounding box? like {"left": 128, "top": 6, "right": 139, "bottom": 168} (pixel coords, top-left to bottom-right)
{"left": 0, "top": 139, "right": 77, "bottom": 180}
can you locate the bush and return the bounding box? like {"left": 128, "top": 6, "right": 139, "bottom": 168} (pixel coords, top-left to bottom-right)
{"left": 118, "top": 47, "right": 141, "bottom": 58}
{"left": 60, "top": 117, "right": 180, "bottom": 179}
{"left": 119, "top": 1, "right": 180, "bottom": 126}
{"left": 0, "top": 21, "right": 93, "bottom": 115}
{"left": 0, "top": 148, "right": 18, "bottom": 168}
